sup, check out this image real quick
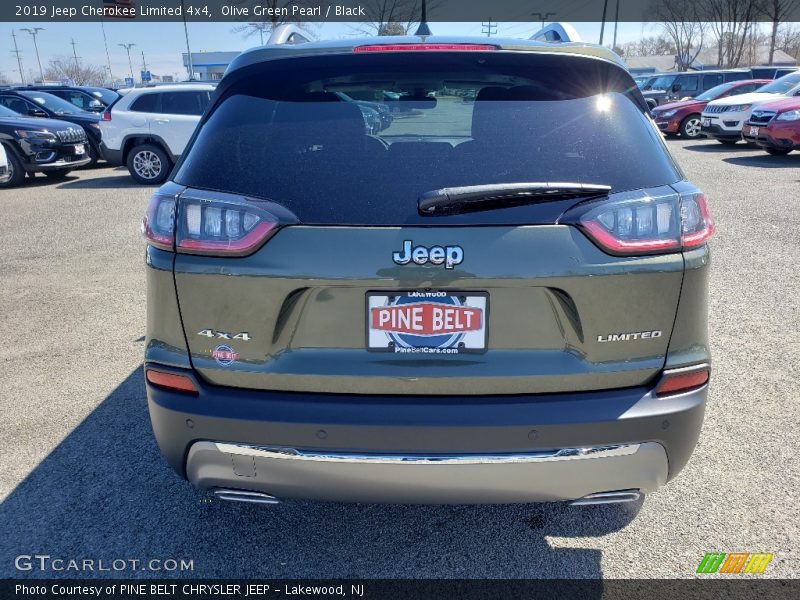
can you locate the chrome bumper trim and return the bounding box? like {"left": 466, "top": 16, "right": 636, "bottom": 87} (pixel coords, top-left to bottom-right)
{"left": 213, "top": 442, "right": 640, "bottom": 465}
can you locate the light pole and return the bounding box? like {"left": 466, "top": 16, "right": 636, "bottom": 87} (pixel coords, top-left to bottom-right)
{"left": 100, "top": 20, "right": 113, "bottom": 83}
{"left": 180, "top": 0, "right": 194, "bottom": 80}
{"left": 532, "top": 12, "right": 556, "bottom": 28}
{"left": 118, "top": 43, "right": 136, "bottom": 82}
{"left": 20, "top": 27, "right": 45, "bottom": 82}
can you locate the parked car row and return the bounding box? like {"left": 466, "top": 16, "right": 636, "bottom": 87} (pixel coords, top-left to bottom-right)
{"left": 652, "top": 70, "right": 800, "bottom": 156}
{"left": 637, "top": 67, "right": 797, "bottom": 109}
{"left": 0, "top": 104, "right": 90, "bottom": 186}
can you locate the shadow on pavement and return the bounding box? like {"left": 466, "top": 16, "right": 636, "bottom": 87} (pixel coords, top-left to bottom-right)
{"left": 723, "top": 154, "right": 800, "bottom": 169}
{"left": 57, "top": 174, "right": 152, "bottom": 190}
{"left": 682, "top": 142, "right": 758, "bottom": 152}
{"left": 0, "top": 368, "right": 642, "bottom": 581}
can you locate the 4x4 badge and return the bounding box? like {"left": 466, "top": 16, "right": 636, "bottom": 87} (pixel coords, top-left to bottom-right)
{"left": 198, "top": 329, "right": 251, "bottom": 341}
{"left": 392, "top": 240, "right": 464, "bottom": 269}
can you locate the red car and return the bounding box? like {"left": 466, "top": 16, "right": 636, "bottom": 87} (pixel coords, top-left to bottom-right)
{"left": 742, "top": 96, "right": 800, "bottom": 155}
{"left": 651, "top": 79, "right": 770, "bottom": 139}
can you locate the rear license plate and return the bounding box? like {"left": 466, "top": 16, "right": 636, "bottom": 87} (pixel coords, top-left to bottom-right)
{"left": 702, "top": 118, "right": 711, "bottom": 127}
{"left": 366, "top": 291, "right": 488, "bottom": 354}
{"left": 749, "top": 126, "right": 759, "bottom": 137}
{"left": 74, "top": 144, "right": 85, "bottom": 155}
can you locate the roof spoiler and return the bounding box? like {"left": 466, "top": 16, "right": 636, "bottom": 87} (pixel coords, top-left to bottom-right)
{"left": 267, "top": 24, "right": 312, "bottom": 46}
{"left": 530, "top": 22, "right": 582, "bottom": 43}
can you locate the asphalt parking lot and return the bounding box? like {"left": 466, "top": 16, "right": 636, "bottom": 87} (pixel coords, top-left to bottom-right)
{"left": 0, "top": 141, "right": 798, "bottom": 579}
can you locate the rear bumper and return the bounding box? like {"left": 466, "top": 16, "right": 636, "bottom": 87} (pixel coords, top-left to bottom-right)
{"left": 146, "top": 365, "right": 707, "bottom": 504}
{"left": 188, "top": 441, "right": 667, "bottom": 504}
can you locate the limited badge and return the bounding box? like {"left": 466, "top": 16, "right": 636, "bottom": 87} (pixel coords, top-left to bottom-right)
{"left": 212, "top": 344, "right": 238, "bottom": 367}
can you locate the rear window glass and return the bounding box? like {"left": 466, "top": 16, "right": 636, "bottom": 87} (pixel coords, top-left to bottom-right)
{"left": 160, "top": 91, "right": 209, "bottom": 115}
{"left": 176, "top": 53, "right": 680, "bottom": 225}
{"left": 130, "top": 93, "right": 159, "bottom": 112}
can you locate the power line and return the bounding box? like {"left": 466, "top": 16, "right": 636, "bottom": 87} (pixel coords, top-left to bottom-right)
{"left": 482, "top": 18, "right": 497, "bottom": 38}
{"left": 70, "top": 39, "right": 81, "bottom": 71}
{"left": 10, "top": 30, "right": 25, "bottom": 85}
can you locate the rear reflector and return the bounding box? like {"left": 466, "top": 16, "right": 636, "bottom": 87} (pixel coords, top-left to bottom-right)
{"left": 655, "top": 365, "right": 710, "bottom": 397}
{"left": 354, "top": 43, "right": 498, "bottom": 53}
{"left": 145, "top": 369, "right": 198, "bottom": 395}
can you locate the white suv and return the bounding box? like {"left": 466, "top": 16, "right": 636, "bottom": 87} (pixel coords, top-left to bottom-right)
{"left": 100, "top": 84, "right": 214, "bottom": 184}
{"left": 0, "top": 143, "right": 9, "bottom": 184}
{"left": 700, "top": 72, "right": 800, "bottom": 144}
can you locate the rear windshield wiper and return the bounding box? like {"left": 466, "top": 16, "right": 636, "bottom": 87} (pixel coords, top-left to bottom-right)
{"left": 418, "top": 183, "right": 611, "bottom": 216}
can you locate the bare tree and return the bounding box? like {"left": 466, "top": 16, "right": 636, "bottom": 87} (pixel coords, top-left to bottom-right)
{"left": 357, "top": 0, "right": 441, "bottom": 36}
{"left": 230, "top": 1, "right": 317, "bottom": 44}
{"left": 654, "top": 0, "right": 706, "bottom": 70}
{"left": 755, "top": 0, "right": 798, "bottom": 64}
{"left": 703, "top": 0, "right": 759, "bottom": 67}
{"left": 776, "top": 21, "right": 800, "bottom": 58}
{"left": 43, "top": 58, "right": 105, "bottom": 86}
{"left": 0, "top": 72, "right": 9, "bottom": 85}
{"left": 620, "top": 34, "right": 678, "bottom": 56}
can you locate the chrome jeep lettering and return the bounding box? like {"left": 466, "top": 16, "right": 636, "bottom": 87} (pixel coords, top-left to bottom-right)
{"left": 392, "top": 240, "right": 464, "bottom": 269}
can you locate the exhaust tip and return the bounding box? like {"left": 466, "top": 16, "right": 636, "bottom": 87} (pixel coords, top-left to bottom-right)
{"left": 213, "top": 489, "right": 280, "bottom": 505}
{"left": 570, "top": 489, "right": 641, "bottom": 506}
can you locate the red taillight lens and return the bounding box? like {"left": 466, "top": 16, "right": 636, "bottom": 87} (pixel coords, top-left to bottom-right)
{"left": 101, "top": 111, "right": 112, "bottom": 121}
{"left": 655, "top": 365, "right": 710, "bottom": 397}
{"left": 679, "top": 193, "right": 714, "bottom": 249}
{"left": 142, "top": 190, "right": 284, "bottom": 256}
{"left": 175, "top": 196, "right": 280, "bottom": 256}
{"left": 145, "top": 369, "right": 198, "bottom": 395}
{"left": 573, "top": 190, "right": 713, "bottom": 256}
{"left": 354, "top": 43, "right": 498, "bottom": 53}
{"left": 142, "top": 192, "right": 176, "bottom": 251}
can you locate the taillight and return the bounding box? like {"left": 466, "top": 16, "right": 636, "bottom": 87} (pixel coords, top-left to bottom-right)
{"left": 142, "top": 189, "right": 287, "bottom": 256}
{"left": 567, "top": 189, "right": 714, "bottom": 256}
{"left": 679, "top": 192, "right": 715, "bottom": 249}
{"left": 101, "top": 111, "right": 112, "bottom": 121}
{"left": 354, "top": 43, "right": 498, "bottom": 53}
{"left": 655, "top": 364, "right": 710, "bottom": 397}
{"left": 142, "top": 192, "right": 176, "bottom": 251}
{"left": 145, "top": 368, "right": 198, "bottom": 395}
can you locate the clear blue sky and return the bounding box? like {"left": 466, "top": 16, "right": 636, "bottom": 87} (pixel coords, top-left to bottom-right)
{"left": 2, "top": 20, "right": 654, "bottom": 83}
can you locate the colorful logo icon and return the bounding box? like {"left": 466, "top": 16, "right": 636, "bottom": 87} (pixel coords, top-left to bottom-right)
{"left": 696, "top": 552, "right": 773, "bottom": 574}
{"left": 211, "top": 345, "right": 238, "bottom": 367}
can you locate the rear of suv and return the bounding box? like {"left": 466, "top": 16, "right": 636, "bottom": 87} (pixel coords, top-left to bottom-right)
{"left": 100, "top": 84, "right": 214, "bottom": 184}
{"left": 144, "top": 37, "right": 713, "bottom": 506}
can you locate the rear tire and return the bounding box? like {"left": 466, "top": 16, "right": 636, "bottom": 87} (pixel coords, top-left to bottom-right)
{"left": 44, "top": 169, "right": 72, "bottom": 181}
{"left": 0, "top": 145, "right": 27, "bottom": 188}
{"left": 127, "top": 143, "right": 172, "bottom": 184}
{"left": 679, "top": 115, "right": 702, "bottom": 139}
{"left": 765, "top": 147, "right": 792, "bottom": 155}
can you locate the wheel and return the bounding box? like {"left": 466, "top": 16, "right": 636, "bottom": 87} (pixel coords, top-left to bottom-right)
{"left": 0, "top": 145, "right": 27, "bottom": 188}
{"left": 765, "top": 147, "right": 792, "bottom": 156}
{"left": 44, "top": 169, "right": 72, "bottom": 180}
{"left": 718, "top": 139, "right": 739, "bottom": 145}
{"left": 127, "top": 143, "right": 172, "bottom": 184}
{"left": 679, "top": 115, "right": 702, "bottom": 139}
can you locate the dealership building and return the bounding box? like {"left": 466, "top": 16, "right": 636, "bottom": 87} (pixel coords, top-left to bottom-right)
{"left": 182, "top": 51, "right": 241, "bottom": 81}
